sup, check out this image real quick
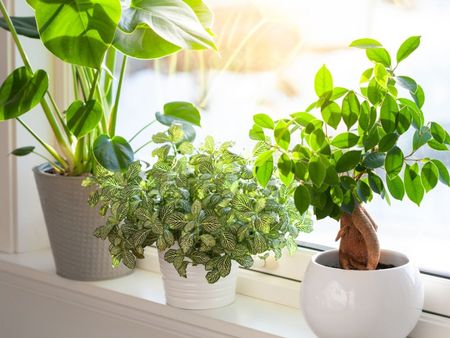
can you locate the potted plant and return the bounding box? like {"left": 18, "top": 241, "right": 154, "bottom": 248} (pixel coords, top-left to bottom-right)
{"left": 88, "top": 123, "right": 312, "bottom": 309}
{"left": 248, "top": 36, "right": 450, "bottom": 338}
{"left": 0, "top": 0, "right": 216, "bottom": 280}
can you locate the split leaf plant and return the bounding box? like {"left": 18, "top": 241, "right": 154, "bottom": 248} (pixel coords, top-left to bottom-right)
{"left": 249, "top": 36, "right": 450, "bottom": 270}
{"left": 0, "top": 0, "right": 216, "bottom": 175}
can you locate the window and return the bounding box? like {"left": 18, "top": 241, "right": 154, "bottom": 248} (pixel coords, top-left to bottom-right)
{"left": 117, "top": 0, "right": 450, "bottom": 276}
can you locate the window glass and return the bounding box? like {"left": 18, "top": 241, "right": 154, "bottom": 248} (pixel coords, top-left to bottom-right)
{"left": 118, "top": 0, "right": 450, "bottom": 275}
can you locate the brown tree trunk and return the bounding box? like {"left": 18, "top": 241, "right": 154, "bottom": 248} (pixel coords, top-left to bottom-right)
{"left": 335, "top": 203, "right": 380, "bottom": 270}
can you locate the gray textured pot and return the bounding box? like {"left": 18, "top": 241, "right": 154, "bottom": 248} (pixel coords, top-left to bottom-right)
{"left": 33, "top": 164, "right": 131, "bottom": 281}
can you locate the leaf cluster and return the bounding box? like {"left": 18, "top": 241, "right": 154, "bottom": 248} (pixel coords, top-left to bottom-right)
{"left": 0, "top": 0, "right": 215, "bottom": 175}
{"left": 250, "top": 37, "right": 450, "bottom": 221}
{"left": 89, "top": 128, "right": 311, "bottom": 283}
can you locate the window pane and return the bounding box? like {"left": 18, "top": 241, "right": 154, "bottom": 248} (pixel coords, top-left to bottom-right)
{"left": 119, "top": 0, "right": 450, "bottom": 275}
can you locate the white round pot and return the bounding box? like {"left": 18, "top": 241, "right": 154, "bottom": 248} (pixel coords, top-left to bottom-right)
{"left": 301, "top": 249, "right": 424, "bottom": 338}
{"left": 158, "top": 251, "right": 238, "bottom": 309}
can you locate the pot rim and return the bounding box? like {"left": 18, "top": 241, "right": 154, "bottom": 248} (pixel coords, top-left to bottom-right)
{"left": 33, "top": 163, "right": 91, "bottom": 180}
{"left": 311, "top": 248, "right": 411, "bottom": 273}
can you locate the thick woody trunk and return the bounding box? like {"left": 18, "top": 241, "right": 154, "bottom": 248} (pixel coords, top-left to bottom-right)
{"left": 335, "top": 204, "right": 380, "bottom": 270}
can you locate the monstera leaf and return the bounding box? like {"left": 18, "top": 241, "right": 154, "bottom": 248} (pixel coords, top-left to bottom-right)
{"left": 113, "top": 0, "right": 216, "bottom": 59}
{"left": 0, "top": 67, "right": 48, "bottom": 120}
{"left": 93, "top": 135, "right": 134, "bottom": 172}
{"left": 0, "top": 16, "right": 39, "bottom": 39}
{"left": 34, "top": 0, "right": 121, "bottom": 68}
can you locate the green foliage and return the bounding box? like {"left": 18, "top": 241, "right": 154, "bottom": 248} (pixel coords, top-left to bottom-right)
{"left": 0, "top": 0, "right": 215, "bottom": 175}
{"left": 250, "top": 37, "right": 449, "bottom": 222}
{"left": 91, "top": 129, "right": 311, "bottom": 283}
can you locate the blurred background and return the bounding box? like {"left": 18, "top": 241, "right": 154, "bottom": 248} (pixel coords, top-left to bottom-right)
{"left": 117, "top": 0, "right": 450, "bottom": 275}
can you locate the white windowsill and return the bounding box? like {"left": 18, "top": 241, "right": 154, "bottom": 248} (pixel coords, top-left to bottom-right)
{"left": 0, "top": 249, "right": 314, "bottom": 338}
{"left": 1, "top": 249, "right": 450, "bottom": 338}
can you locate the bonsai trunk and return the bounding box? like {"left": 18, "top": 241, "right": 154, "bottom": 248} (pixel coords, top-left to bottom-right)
{"left": 335, "top": 203, "right": 380, "bottom": 270}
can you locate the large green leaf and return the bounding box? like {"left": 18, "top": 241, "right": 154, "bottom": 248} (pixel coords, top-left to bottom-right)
{"left": 0, "top": 67, "right": 48, "bottom": 120}
{"left": 335, "top": 150, "right": 362, "bottom": 173}
{"left": 314, "top": 65, "right": 333, "bottom": 98}
{"left": 93, "top": 135, "right": 134, "bottom": 171}
{"left": 254, "top": 150, "right": 274, "bottom": 187}
{"left": 380, "top": 94, "right": 398, "bottom": 133}
{"left": 163, "top": 101, "right": 201, "bottom": 126}
{"left": 34, "top": 0, "right": 121, "bottom": 68}
{"left": 341, "top": 91, "right": 360, "bottom": 129}
{"left": 113, "top": 0, "right": 215, "bottom": 59}
{"left": 331, "top": 132, "right": 359, "bottom": 149}
{"left": 66, "top": 100, "right": 103, "bottom": 137}
{"left": 385, "top": 146, "right": 404, "bottom": 178}
{"left": 404, "top": 164, "right": 424, "bottom": 206}
{"left": 183, "top": 0, "right": 214, "bottom": 28}
{"left": 0, "top": 16, "right": 39, "bottom": 39}
{"left": 294, "top": 185, "right": 310, "bottom": 214}
{"left": 396, "top": 36, "right": 421, "bottom": 63}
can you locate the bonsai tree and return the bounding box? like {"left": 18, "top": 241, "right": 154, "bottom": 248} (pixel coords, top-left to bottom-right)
{"left": 0, "top": 0, "right": 216, "bottom": 174}
{"left": 249, "top": 37, "right": 450, "bottom": 270}
{"left": 87, "top": 124, "right": 312, "bottom": 282}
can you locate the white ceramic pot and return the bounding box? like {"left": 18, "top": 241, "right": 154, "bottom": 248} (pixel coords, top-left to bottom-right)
{"left": 300, "top": 249, "right": 424, "bottom": 338}
{"left": 158, "top": 251, "right": 238, "bottom": 309}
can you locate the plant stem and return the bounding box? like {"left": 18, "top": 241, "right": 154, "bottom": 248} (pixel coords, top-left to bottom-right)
{"left": 16, "top": 117, "right": 68, "bottom": 168}
{"left": 128, "top": 120, "right": 156, "bottom": 143}
{"left": 134, "top": 140, "right": 153, "bottom": 154}
{"left": 47, "top": 92, "right": 73, "bottom": 143}
{"left": 108, "top": 55, "right": 127, "bottom": 136}
{"left": 0, "top": 1, "right": 32, "bottom": 72}
{"left": 104, "top": 48, "right": 116, "bottom": 107}
{"left": 88, "top": 69, "right": 101, "bottom": 101}
{"left": 32, "top": 151, "right": 64, "bottom": 173}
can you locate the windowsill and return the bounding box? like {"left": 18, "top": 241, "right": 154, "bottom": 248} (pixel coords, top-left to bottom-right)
{"left": 0, "top": 249, "right": 315, "bottom": 338}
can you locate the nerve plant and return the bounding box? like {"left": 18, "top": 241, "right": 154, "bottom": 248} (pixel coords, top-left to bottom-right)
{"left": 0, "top": 0, "right": 216, "bottom": 175}
{"left": 249, "top": 37, "right": 450, "bottom": 270}
{"left": 87, "top": 124, "right": 311, "bottom": 283}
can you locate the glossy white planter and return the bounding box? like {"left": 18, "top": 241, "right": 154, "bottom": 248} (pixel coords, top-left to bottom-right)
{"left": 158, "top": 251, "right": 238, "bottom": 309}
{"left": 301, "top": 249, "right": 424, "bottom": 338}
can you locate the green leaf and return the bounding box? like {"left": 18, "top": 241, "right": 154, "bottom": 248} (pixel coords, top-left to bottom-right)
{"left": 324, "top": 165, "right": 339, "bottom": 185}
{"left": 66, "top": 100, "right": 103, "bottom": 138}
{"left": 0, "top": 67, "right": 48, "bottom": 120}
{"left": 291, "top": 112, "right": 323, "bottom": 133}
{"left": 35, "top": 0, "right": 121, "bottom": 68}
{"left": 307, "top": 129, "right": 328, "bottom": 152}
{"left": 359, "top": 101, "right": 375, "bottom": 131}
{"left": 374, "top": 63, "right": 389, "bottom": 88}
{"left": 163, "top": 101, "right": 201, "bottom": 126}
{"left": 274, "top": 120, "right": 290, "bottom": 150}
{"left": 386, "top": 174, "right": 405, "bottom": 200}
{"left": 166, "top": 212, "right": 187, "bottom": 230}
{"left": 294, "top": 185, "right": 310, "bottom": 214}
{"left": 378, "top": 133, "right": 399, "bottom": 152}
{"left": 366, "top": 48, "right": 391, "bottom": 67}
{"left": 341, "top": 91, "right": 360, "bottom": 129}
{"left": 308, "top": 156, "right": 326, "bottom": 187}
{"left": 155, "top": 112, "right": 196, "bottom": 142}
{"left": 335, "top": 150, "right": 362, "bottom": 173}
{"left": 164, "top": 249, "right": 181, "bottom": 263}
{"left": 11, "top": 146, "right": 35, "bottom": 157}
{"left": 367, "top": 77, "right": 385, "bottom": 105}
{"left": 122, "top": 251, "right": 136, "bottom": 269}
{"left": 368, "top": 172, "right": 384, "bottom": 194}
{"left": 220, "top": 231, "right": 236, "bottom": 251}
{"left": 180, "top": 233, "right": 195, "bottom": 253}
{"left": 331, "top": 132, "right": 359, "bottom": 149}
{"left": 330, "top": 87, "right": 348, "bottom": 100}
{"left": 385, "top": 146, "right": 404, "bottom": 178}
{"left": 360, "top": 68, "right": 373, "bottom": 84}
{"left": 396, "top": 106, "right": 412, "bottom": 134}
{"left": 114, "top": 0, "right": 216, "bottom": 59}
{"left": 254, "top": 150, "right": 274, "bottom": 188}
{"left": 349, "top": 38, "right": 382, "bottom": 49}
{"left": 398, "top": 98, "right": 424, "bottom": 129}
{"left": 200, "top": 234, "right": 216, "bottom": 247}
{"left": 430, "top": 122, "right": 447, "bottom": 143}
{"left": 93, "top": 135, "right": 134, "bottom": 172}
{"left": 253, "top": 232, "right": 267, "bottom": 253}
{"left": 277, "top": 154, "right": 294, "bottom": 186}
{"left": 321, "top": 101, "right": 341, "bottom": 129}
{"left": 380, "top": 94, "right": 398, "bottom": 133}
{"left": 314, "top": 65, "right": 333, "bottom": 98}
{"left": 397, "top": 36, "right": 421, "bottom": 63}
{"left": 396, "top": 76, "right": 418, "bottom": 93}
{"left": 0, "top": 16, "right": 39, "bottom": 39}
{"left": 253, "top": 113, "right": 274, "bottom": 129}
{"left": 249, "top": 124, "right": 265, "bottom": 141}
{"left": 217, "top": 255, "right": 232, "bottom": 277}
{"left": 431, "top": 159, "right": 450, "bottom": 186}
{"left": 428, "top": 139, "right": 448, "bottom": 151}
{"left": 412, "top": 85, "right": 425, "bottom": 108}
{"left": 413, "top": 126, "right": 432, "bottom": 151}
{"left": 421, "top": 161, "right": 439, "bottom": 192}
{"left": 183, "top": 0, "right": 214, "bottom": 28}
{"left": 206, "top": 269, "right": 220, "bottom": 284}
{"left": 363, "top": 152, "right": 385, "bottom": 169}
{"left": 404, "top": 163, "right": 424, "bottom": 206}
{"left": 356, "top": 180, "right": 372, "bottom": 203}
{"left": 202, "top": 215, "right": 221, "bottom": 233}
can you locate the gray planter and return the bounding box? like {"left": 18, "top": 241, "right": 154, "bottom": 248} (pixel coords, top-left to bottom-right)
{"left": 33, "top": 164, "right": 131, "bottom": 281}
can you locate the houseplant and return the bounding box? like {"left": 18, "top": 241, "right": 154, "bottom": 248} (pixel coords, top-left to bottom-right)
{"left": 88, "top": 124, "right": 312, "bottom": 309}
{"left": 249, "top": 36, "right": 450, "bottom": 337}
{"left": 0, "top": 0, "right": 216, "bottom": 280}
